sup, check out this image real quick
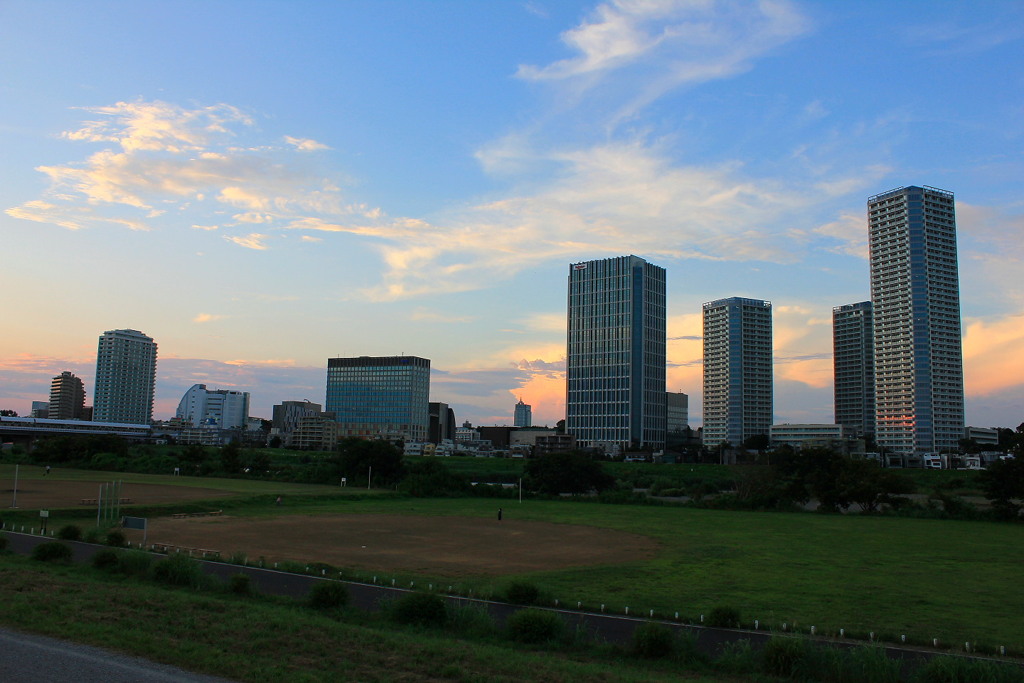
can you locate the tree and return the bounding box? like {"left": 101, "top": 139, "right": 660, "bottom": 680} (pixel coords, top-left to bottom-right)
{"left": 523, "top": 451, "right": 615, "bottom": 495}
{"left": 742, "top": 434, "right": 770, "bottom": 452}
{"left": 980, "top": 456, "right": 1024, "bottom": 520}
{"left": 399, "top": 459, "right": 468, "bottom": 497}
{"left": 334, "top": 437, "right": 404, "bottom": 486}
{"left": 220, "top": 441, "right": 242, "bottom": 474}
{"left": 0, "top": 409, "right": 18, "bottom": 417}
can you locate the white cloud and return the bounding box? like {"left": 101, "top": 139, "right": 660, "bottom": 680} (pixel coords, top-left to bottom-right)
{"left": 8, "top": 99, "right": 361, "bottom": 236}
{"left": 224, "top": 233, "right": 270, "bottom": 250}
{"left": 517, "top": 0, "right": 811, "bottom": 123}
{"left": 359, "top": 140, "right": 861, "bottom": 300}
{"left": 193, "top": 313, "right": 225, "bottom": 323}
{"left": 284, "top": 136, "right": 331, "bottom": 152}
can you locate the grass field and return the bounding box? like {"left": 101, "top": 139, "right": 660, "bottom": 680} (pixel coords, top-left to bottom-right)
{"left": 2, "top": 463, "right": 1021, "bottom": 654}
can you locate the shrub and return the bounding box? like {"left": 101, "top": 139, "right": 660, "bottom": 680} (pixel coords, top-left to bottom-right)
{"left": 716, "top": 639, "right": 759, "bottom": 675}
{"left": 761, "top": 636, "right": 808, "bottom": 678}
{"left": 506, "top": 608, "right": 565, "bottom": 645}
{"left": 913, "top": 655, "right": 1024, "bottom": 683}
{"left": 152, "top": 553, "right": 206, "bottom": 589}
{"left": 105, "top": 530, "right": 126, "bottom": 547}
{"left": 228, "top": 573, "right": 253, "bottom": 596}
{"left": 389, "top": 591, "right": 448, "bottom": 627}
{"left": 84, "top": 528, "right": 104, "bottom": 544}
{"left": 31, "top": 541, "right": 73, "bottom": 564}
{"left": 630, "top": 621, "right": 676, "bottom": 659}
{"left": 706, "top": 606, "right": 741, "bottom": 628}
{"left": 503, "top": 581, "right": 541, "bottom": 606}
{"left": 91, "top": 548, "right": 121, "bottom": 571}
{"left": 117, "top": 549, "right": 154, "bottom": 577}
{"left": 0, "top": 534, "right": 8, "bottom": 552}
{"left": 307, "top": 581, "right": 349, "bottom": 611}
{"left": 448, "top": 602, "right": 497, "bottom": 638}
{"left": 57, "top": 524, "right": 82, "bottom": 541}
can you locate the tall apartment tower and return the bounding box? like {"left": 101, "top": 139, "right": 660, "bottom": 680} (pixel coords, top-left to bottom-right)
{"left": 325, "top": 356, "right": 430, "bottom": 442}
{"left": 93, "top": 329, "right": 157, "bottom": 424}
{"left": 702, "top": 297, "right": 773, "bottom": 447}
{"left": 566, "top": 255, "right": 666, "bottom": 452}
{"left": 868, "top": 185, "right": 964, "bottom": 454}
{"left": 513, "top": 398, "right": 532, "bottom": 428}
{"left": 49, "top": 371, "right": 86, "bottom": 420}
{"left": 832, "top": 302, "right": 875, "bottom": 438}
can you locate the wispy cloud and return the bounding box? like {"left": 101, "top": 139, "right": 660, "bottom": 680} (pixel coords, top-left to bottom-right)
{"left": 224, "top": 233, "right": 270, "bottom": 250}
{"left": 517, "top": 0, "right": 810, "bottom": 123}
{"left": 284, "top": 135, "right": 330, "bottom": 152}
{"left": 192, "top": 313, "right": 224, "bottom": 324}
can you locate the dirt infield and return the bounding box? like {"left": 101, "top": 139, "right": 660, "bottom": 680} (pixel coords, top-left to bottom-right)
{"left": 140, "top": 514, "right": 660, "bottom": 577}
{"left": 0, "top": 480, "right": 237, "bottom": 510}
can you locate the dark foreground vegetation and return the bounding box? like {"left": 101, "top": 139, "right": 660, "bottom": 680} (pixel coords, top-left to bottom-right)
{"left": 6, "top": 431, "right": 1024, "bottom": 522}
{"left": 2, "top": 539, "right": 1022, "bottom": 683}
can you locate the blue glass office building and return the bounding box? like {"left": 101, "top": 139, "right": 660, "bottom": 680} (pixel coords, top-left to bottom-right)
{"left": 868, "top": 186, "right": 964, "bottom": 454}
{"left": 702, "top": 297, "right": 773, "bottom": 447}
{"left": 325, "top": 356, "right": 430, "bottom": 442}
{"left": 566, "top": 255, "right": 666, "bottom": 452}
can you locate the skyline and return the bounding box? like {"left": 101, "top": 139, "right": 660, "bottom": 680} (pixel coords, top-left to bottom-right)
{"left": 2, "top": 1, "right": 1023, "bottom": 429}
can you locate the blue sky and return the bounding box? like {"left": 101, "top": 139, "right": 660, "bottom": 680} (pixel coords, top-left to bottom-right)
{"left": 2, "top": 0, "right": 1023, "bottom": 429}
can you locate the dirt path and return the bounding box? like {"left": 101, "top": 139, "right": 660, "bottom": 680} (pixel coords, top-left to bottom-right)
{"left": 141, "top": 513, "right": 659, "bottom": 577}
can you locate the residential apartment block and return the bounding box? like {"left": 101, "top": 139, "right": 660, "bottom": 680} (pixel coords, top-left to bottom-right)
{"left": 868, "top": 186, "right": 964, "bottom": 454}
{"left": 702, "top": 297, "right": 773, "bottom": 447}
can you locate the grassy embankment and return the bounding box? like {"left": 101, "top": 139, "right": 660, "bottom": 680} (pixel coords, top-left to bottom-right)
{"left": 0, "top": 552, "right": 733, "bottom": 683}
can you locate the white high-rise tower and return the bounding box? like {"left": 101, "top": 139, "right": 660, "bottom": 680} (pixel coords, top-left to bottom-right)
{"left": 93, "top": 328, "right": 158, "bottom": 424}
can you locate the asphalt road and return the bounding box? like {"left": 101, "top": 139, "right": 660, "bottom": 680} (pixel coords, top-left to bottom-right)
{"left": 0, "top": 627, "right": 237, "bottom": 683}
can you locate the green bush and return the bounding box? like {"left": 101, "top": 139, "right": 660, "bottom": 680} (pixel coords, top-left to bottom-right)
{"left": 506, "top": 608, "right": 565, "bottom": 645}
{"left": 91, "top": 548, "right": 121, "bottom": 571}
{"left": 804, "top": 645, "right": 900, "bottom": 683}
{"left": 105, "top": 530, "right": 127, "bottom": 547}
{"left": 31, "top": 541, "right": 73, "bottom": 564}
{"left": 761, "top": 636, "right": 809, "bottom": 678}
{"left": 715, "top": 639, "right": 759, "bottom": 675}
{"left": 117, "top": 549, "right": 154, "bottom": 577}
{"left": 228, "top": 573, "right": 253, "bottom": 596}
{"left": 152, "top": 553, "right": 206, "bottom": 589}
{"left": 0, "top": 534, "right": 8, "bottom": 552}
{"left": 913, "top": 655, "right": 1024, "bottom": 683}
{"left": 504, "top": 581, "right": 541, "bottom": 606}
{"left": 706, "top": 605, "right": 741, "bottom": 628}
{"left": 57, "top": 524, "right": 82, "bottom": 541}
{"left": 307, "top": 581, "right": 349, "bottom": 610}
{"left": 389, "top": 591, "right": 448, "bottom": 627}
{"left": 448, "top": 602, "right": 497, "bottom": 638}
{"left": 630, "top": 621, "right": 676, "bottom": 659}
{"left": 84, "top": 528, "right": 103, "bottom": 544}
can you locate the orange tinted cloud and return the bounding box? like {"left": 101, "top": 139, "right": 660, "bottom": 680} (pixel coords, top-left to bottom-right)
{"left": 963, "top": 312, "right": 1024, "bottom": 396}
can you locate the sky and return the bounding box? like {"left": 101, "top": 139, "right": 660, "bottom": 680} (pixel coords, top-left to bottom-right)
{"left": 2, "top": 0, "right": 1023, "bottom": 430}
